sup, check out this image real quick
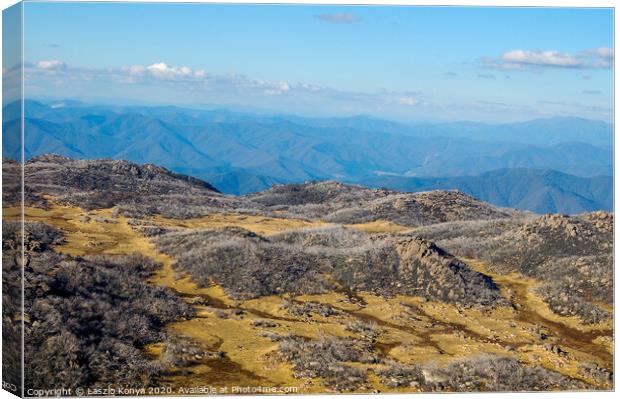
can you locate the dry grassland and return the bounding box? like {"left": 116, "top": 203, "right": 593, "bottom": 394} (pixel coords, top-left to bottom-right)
{"left": 4, "top": 202, "right": 612, "bottom": 392}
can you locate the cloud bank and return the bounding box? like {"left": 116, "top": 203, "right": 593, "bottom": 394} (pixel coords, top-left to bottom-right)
{"left": 36, "top": 60, "right": 67, "bottom": 70}
{"left": 17, "top": 59, "right": 612, "bottom": 123}
{"left": 485, "top": 47, "right": 613, "bottom": 70}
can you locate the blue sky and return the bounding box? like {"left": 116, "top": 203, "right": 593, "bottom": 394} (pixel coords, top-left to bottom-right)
{"left": 19, "top": 2, "right": 614, "bottom": 122}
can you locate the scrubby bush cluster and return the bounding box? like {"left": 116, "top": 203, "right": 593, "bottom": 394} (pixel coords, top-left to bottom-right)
{"left": 413, "top": 213, "right": 613, "bottom": 323}
{"left": 579, "top": 362, "right": 613, "bottom": 386}
{"left": 3, "top": 221, "right": 193, "bottom": 391}
{"left": 247, "top": 181, "right": 516, "bottom": 226}
{"left": 159, "top": 335, "right": 221, "bottom": 368}
{"left": 422, "top": 355, "right": 586, "bottom": 391}
{"left": 377, "top": 355, "right": 586, "bottom": 392}
{"left": 25, "top": 251, "right": 193, "bottom": 390}
{"left": 282, "top": 299, "right": 343, "bottom": 318}
{"left": 278, "top": 335, "right": 379, "bottom": 391}
{"left": 344, "top": 320, "right": 381, "bottom": 341}
{"left": 154, "top": 226, "right": 503, "bottom": 306}
{"left": 3, "top": 160, "right": 49, "bottom": 208}
{"left": 2, "top": 221, "right": 25, "bottom": 393}
{"left": 3, "top": 220, "right": 65, "bottom": 252}
{"left": 154, "top": 227, "right": 336, "bottom": 299}
{"left": 251, "top": 319, "right": 279, "bottom": 328}
{"left": 274, "top": 225, "right": 369, "bottom": 249}
{"left": 376, "top": 361, "right": 424, "bottom": 388}
{"left": 126, "top": 219, "right": 175, "bottom": 237}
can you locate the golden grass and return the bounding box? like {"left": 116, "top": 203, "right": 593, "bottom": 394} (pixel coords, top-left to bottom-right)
{"left": 345, "top": 220, "right": 411, "bottom": 233}
{"left": 466, "top": 258, "right": 613, "bottom": 333}
{"left": 7, "top": 202, "right": 613, "bottom": 391}
{"left": 152, "top": 213, "right": 327, "bottom": 236}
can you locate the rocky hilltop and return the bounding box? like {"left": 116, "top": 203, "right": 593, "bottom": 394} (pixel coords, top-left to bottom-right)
{"left": 5, "top": 155, "right": 243, "bottom": 216}
{"left": 247, "top": 180, "right": 520, "bottom": 225}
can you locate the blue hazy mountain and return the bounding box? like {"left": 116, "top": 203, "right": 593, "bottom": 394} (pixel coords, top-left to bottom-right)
{"left": 360, "top": 169, "right": 612, "bottom": 214}
{"left": 266, "top": 113, "right": 612, "bottom": 148}
{"left": 3, "top": 99, "right": 613, "bottom": 212}
{"left": 402, "top": 118, "right": 613, "bottom": 147}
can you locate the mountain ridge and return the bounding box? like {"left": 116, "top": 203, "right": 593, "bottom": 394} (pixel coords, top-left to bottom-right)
{"left": 7, "top": 155, "right": 521, "bottom": 224}
{"left": 3, "top": 100, "right": 612, "bottom": 213}
{"left": 360, "top": 168, "right": 612, "bottom": 214}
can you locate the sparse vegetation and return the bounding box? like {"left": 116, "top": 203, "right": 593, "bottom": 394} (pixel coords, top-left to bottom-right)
{"left": 413, "top": 213, "right": 613, "bottom": 323}
{"left": 154, "top": 226, "right": 504, "bottom": 306}
{"left": 283, "top": 300, "right": 343, "bottom": 318}
{"left": 376, "top": 361, "right": 424, "bottom": 388}
{"left": 248, "top": 181, "right": 517, "bottom": 226}
{"left": 345, "top": 320, "right": 380, "bottom": 340}
{"left": 278, "top": 334, "right": 379, "bottom": 391}
{"left": 3, "top": 221, "right": 193, "bottom": 390}
{"left": 154, "top": 227, "right": 336, "bottom": 299}
{"left": 420, "top": 355, "right": 587, "bottom": 392}
{"left": 2, "top": 221, "right": 24, "bottom": 393}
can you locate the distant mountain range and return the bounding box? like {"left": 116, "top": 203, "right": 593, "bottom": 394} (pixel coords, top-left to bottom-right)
{"left": 284, "top": 114, "right": 613, "bottom": 147}
{"left": 360, "top": 169, "right": 612, "bottom": 214}
{"left": 2, "top": 99, "right": 613, "bottom": 213}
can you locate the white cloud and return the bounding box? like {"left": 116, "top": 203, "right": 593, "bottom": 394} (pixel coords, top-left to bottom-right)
{"left": 125, "top": 65, "right": 146, "bottom": 76}
{"left": 279, "top": 82, "right": 290, "bottom": 91}
{"left": 262, "top": 84, "right": 290, "bottom": 96}
{"left": 591, "top": 46, "right": 613, "bottom": 59}
{"left": 146, "top": 62, "right": 194, "bottom": 79}
{"left": 485, "top": 47, "right": 614, "bottom": 70}
{"left": 36, "top": 60, "right": 66, "bottom": 70}
{"left": 23, "top": 58, "right": 612, "bottom": 122}
{"left": 398, "top": 96, "right": 419, "bottom": 106}
{"left": 502, "top": 50, "right": 582, "bottom": 68}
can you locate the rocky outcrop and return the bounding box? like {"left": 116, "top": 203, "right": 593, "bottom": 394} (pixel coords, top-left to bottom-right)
{"left": 394, "top": 238, "right": 504, "bottom": 305}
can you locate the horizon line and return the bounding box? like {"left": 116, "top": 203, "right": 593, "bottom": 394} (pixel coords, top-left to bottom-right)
{"left": 9, "top": 95, "right": 615, "bottom": 125}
